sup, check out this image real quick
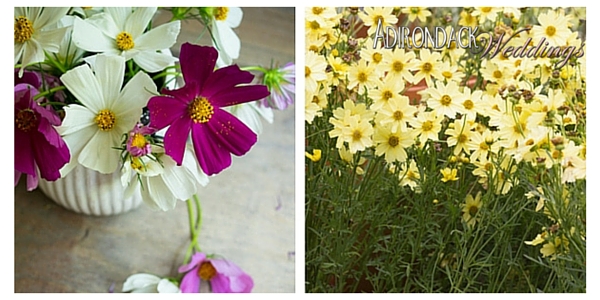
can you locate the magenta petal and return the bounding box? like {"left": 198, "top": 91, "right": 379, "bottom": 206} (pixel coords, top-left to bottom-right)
{"left": 37, "top": 117, "right": 66, "bottom": 148}
{"left": 191, "top": 123, "right": 232, "bottom": 176}
{"left": 201, "top": 65, "right": 254, "bottom": 99}
{"left": 161, "top": 81, "right": 199, "bottom": 103}
{"left": 180, "top": 43, "right": 218, "bottom": 91}
{"left": 179, "top": 267, "right": 201, "bottom": 293}
{"left": 178, "top": 252, "right": 207, "bottom": 273}
{"left": 207, "top": 109, "right": 257, "bottom": 157}
{"left": 210, "top": 85, "right": 270, "bottom": 107}
{"left": 14, "top": 128, "right": 35, "bottom": 176}
{"left": 26, "top": 173, "right": 39, "bottom": 191}
{"left": 148, "top": 96, "right": 189, "bottom": 130}
{"left": 163, "top": 115, "right": 192, "bottom": 165}
{"left": 32, "top": 132, "right": 69, "bottom": 182}
{"left": 210, "top": 274, "right": 232, "bottom": 293}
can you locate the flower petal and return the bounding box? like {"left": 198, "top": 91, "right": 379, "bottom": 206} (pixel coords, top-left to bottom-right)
{"left": 132, "top": 51, "right": 179, "bottom": 73}
{"left": 156, "top": 279, "right": 180, "bottom": 293}
{"left": 60, "top": 64, "right": 105, "bottom": 113}
{"left": 179, "top": 269, "right": 201, "bottom": 293}
{"left": 135, "top": 20, "right": 180, "bottom": 51}
{"left": 159, "top": 154, "right": 198, "bottom": 200}
{"left": 163, "top": 115, "right": 192, "bottom": 165}
{"left": 148, "top": 96, "right": 188, "bottom": 130}
{"left": 143, "top": 175, "right": 177, "bottom": 211}
{"left": 214, "top": 20, "right": 240, "bottom": 62}
{"left": 113, "top": 70, "right": 156, "bottom": 117}
{"left": 72, "top": 17, "right": 116, "bottom": 53}
{"left": 180, "top": 43, "right": 217, "bottom": 91}
{"left": 58, "top": 105, "right": 97, "bottom": 136}
{"left": 178, "top": 252, "right": 207, "bottom": 273}
{"left": 206, "top": 109, "right": 258, "bottom": 157}
{"left": 78, "top": 130, "right": 121, "bottom": 174}
{"left": 191, "top": 123, "right": 232, "bottom": 176}
{"left": 210, "top": 85, "right": 270, "bottom": 107}
{"left": 14, "top": 128, "right": 35, "bottom": 176}
{"left": 201, "top": 65, "right": 253, "bottom": 99}
{"left": 122, "top": 273, "right": 160, "bottom": 292}
{"left": 124, "top": 7, "right": 156, "bottom": 37}
{"left": 93, "top": 55, "right": 125, "bottom": 106}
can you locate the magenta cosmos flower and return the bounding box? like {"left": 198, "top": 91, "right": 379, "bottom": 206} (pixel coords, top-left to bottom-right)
{"left": 14, "top": 83, "right": 70, "bottom": 190}
{"left": 178, "top": 252, "right": 253, "bottom": 293}
{"left": 148, "top": 43, "right": 269, "bottom": 176}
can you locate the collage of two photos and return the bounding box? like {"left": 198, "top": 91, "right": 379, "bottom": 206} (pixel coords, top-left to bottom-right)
{"left": 14, "top": 6, "right": 587, "bottom": 293}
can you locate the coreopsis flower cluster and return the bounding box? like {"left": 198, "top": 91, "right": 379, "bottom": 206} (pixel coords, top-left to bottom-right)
{"left": 305, "top": 7, "right": 585, "bottom": 260}
{"left": 15, "top": 7, "right": 295, "bottom": 293}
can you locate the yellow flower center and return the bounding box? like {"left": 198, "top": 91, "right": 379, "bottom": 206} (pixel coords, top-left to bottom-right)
{"left": 372, "top": 53, "right": 383, "bottom": 63}
{"left": 214, "top": 7, "right": 229, "bottom": 21}
{"left": 382, "top": 90, "right": 393, "bottom": 101}
{"left": 305, "top": 66, "right": 311, "bottom": 77}
{"left": 116, "top": 32, "right": 135, "bottom": 51}
{"left": 309, "top": 20, "right": 320, "bottom": 30}
{"left": 16, "top": 109, "right": 37, "bottom": 132}
{"left": 441, "top": 95, "right": 452, "bottom": 106}
{"left": 393, "top": 110, "right": 403, "bottom": 121}
{"left": 481, "top": 7, "right": 492, "bottom": 13}
{"left": 198, "top": 262, "right": 217, "bottom": 281}
{"left": 422, "top": 62, "right": 432, "bottom": 73}
{"left": 422, "top": 120, "right": 433, "bottom": 131}
{"left": 14, "top": 16, "right": 34, "bottom": 43}
{"left": 493, "top": 70, "right": 502, "bottom": 79}
{"left": 373, "top": 15, "right": 383, "bottom": 25}
{"left": 469, "top": 205, "right": 479, "bottom": 216}
{"left": 458, "top": 133, "right": 468, "bottom": 143}
{"left": 463, "top": 99, "right": 474, "bottom": 110}
{"left": 309, "top": 45, "right": 319, "bottom": 52}
{"left": 546, "top": 25, "right": 556, "bottom": 37}
{"left": 393, "top": 61, "right": 404, "bottom": 72}
{"left": 312, "top": 7, "right": 324, "bottom": 15}
{"left": 388, "top": 136, "right": 399, "bottom": 147}
{"left": 407, "top": 170, "right": 417, "bottom": 180}
{"left": 352, "top": 130, "right": 362, "bottom": 141}
{"left": 479, "top": 142, "right": 489, "bottom": 151}
{"left": 188, "top": 97, "right": 214, "bottom": 124}
{"left": 130, "top": 157, "right": 144, "bottom": 171}
{"left": 442, "top": 71, "right": 453, "bottom": 79}
{"left": 411, "top": 8, "right": 420, "bottom": 14}
{"left": 131, "top": 133, "right": 147, "bottom": 148}
{"left": 357, "top": 72, "right": 367, "bottom": 83}
{"left": 95, "top": 109, "right": 116, "bottom": 131}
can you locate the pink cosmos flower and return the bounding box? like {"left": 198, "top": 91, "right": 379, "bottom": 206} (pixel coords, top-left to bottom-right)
{"left": 178, "top": 252, "right": 253, "bottom": 293}
{"left": 148, "top": 43, "right": 269, "bottom": 176}
{"left": 14, "top": 83, "right": 70, "bottom": 190}
{"left": 126, "top": 123, "right": 154, "bottom": 157}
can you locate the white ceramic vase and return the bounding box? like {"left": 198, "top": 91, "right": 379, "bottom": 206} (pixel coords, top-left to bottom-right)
{"left": 37, "top": 165, "right": 143, "bottom": 216}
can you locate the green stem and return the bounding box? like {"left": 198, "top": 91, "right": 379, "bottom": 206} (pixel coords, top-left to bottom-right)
{"left": 240, "top": 66, "right": 268, "bottom": 73}
{"left": 33, "top": 86, "right": 67, "bottom": 101}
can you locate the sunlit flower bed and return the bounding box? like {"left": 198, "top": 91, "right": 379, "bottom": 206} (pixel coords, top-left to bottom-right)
{"left": 305, "top": 7, "right": 585, "bottom": 292}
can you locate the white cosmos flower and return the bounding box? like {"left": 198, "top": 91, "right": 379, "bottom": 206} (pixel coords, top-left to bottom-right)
{"left": 14, "top": 7, "right": 70, "bottom": 76}
{"left": 210, "top": 7, "right": 243, "bottom": 67}
{"left": 72, "top": 7, "right": 181, "bottom": 73}
{"left": 58, "top": 55, "right": 157, "bottom": 175}
{"left": 123, "top": 273, "right": 180, "bottom": 293}
{"left": 122, "top": 145, "right": 209, "bottom": 211}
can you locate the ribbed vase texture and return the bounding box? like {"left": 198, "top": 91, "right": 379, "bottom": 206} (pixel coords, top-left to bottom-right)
{"left": 38, "top": 165, "right": 142, "bottom": 216}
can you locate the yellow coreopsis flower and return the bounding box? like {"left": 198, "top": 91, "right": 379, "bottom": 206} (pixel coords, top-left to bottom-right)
{"left": 305, "top": 149, "right": 322, "bottom": 162}
{"left": 358, "top": 7, "right": 398, "bottom": 36}
{"left": 440, "top": 168, "right": 459, "bottom": 183}
{"left": 401, "top": 7, "right": 431, "bottom": 23}
{"left": 461, "top": 191, "right": 482, "bottom": 228}
{"left": 532, "top": 10, "right": 573, "bottom": 47}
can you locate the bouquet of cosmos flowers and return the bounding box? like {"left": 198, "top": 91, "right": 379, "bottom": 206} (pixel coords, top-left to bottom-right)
{"left": 15, "top": 7, "right": 294, "bottom": 293}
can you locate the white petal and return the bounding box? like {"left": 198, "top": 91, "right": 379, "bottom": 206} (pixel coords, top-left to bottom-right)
{"left": 113, "top": 70, "right": 156, "bottom": 117}
{"left": 60, "top": 64, "right": 105, "bottom": 112}
{"left": 145, "top": 176, "right": 177, "bottom": 211}
{"left": 59, "top": 125, "right": 97, "bottom": 177}
{"left": 214, "top": 21, "right": 240, "bottom": 61}
{"left": 183, "top": 146, "right": 209, "bottom": 187}
{"left": 160, "top": 156, "right": 197, "bottom": 201}
{"left": 58, "top": 105, "right": 97, "bottom": 136}
{"left": 72, "top": 17, "right": 116, "bottom": 53}
{"left": 122, "top": 273, "right": 160, "bottom": 292}
{"left": 225, "top": 7, "right": 243, "bottom": 28}
{"left": 14, "top": 42, "right": 24, "bottom": 65}
{"left": 132, "top": 51, "right": 178, "bottom": 73}
{"left": 94, "top": 55, "right": 126, "bottom": 107}
{"left": 104, "top": 7, "right": 132, "bottom": 30}
{"left": 135, "top": 21, "right": 180, "bottom": 51}
{"left": 78, "top": 130, "right": 121, "bottom": 174}
{"left": 157, "top": 279, "right": 180, "bottom": 293}
{"left": 35, "top": 7, "right": 70, "bottom": 29}
{"left": 20, "top": 39, "right": 45, "bottom": 68}
{"left": 124, "top": 7, "right": 157, "bottom": 38}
